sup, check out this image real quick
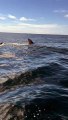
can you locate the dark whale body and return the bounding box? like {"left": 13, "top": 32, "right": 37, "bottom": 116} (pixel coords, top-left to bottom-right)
{"left": 28, "top": 38, "right": 34, "bottom": 45}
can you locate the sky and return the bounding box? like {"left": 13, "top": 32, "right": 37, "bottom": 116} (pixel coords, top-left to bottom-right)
{"left": 0, "top": 0, "right": 68, "bottom": 34}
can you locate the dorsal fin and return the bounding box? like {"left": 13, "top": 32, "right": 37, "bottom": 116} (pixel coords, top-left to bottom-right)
{"left": 28, "top": 38, "right": 34, "bottom": 44}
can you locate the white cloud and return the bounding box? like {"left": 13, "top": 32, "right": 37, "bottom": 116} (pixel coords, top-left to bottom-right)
{"left": 0, "top": 16, "right": 6, "bottom": 20}
{"left": 0, "top": 23, "right": 68, "bottom": 35}
{"left": 8, "top": 14, "right": 16, "bottom": 20}
{"left": 19, "top": 17, "right": 35, "bottom": 21}
{"left": 53, "top": 10, "right": 68, "bottom": 13}
{"left": 18, "top": 23, "right": 57, "bottom": 28}
{"left": 64, "top": 14, "right": 68, "bottom": 18}
{"left": 0, "top": 14, "right": 36, "bottom": 22}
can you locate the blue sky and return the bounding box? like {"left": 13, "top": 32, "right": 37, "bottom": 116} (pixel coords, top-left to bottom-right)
{"left": 0, "top": 0, "right": 68, "bottom": 34}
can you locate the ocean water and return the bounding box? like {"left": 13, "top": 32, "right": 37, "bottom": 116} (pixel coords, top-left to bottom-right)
{"left": 0, "top": 32, "right": 68, "bottom": 120}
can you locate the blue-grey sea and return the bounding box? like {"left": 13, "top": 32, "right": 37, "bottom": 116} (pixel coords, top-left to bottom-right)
{"left": 0, "top": 32, "right": 68, "bottom": 120}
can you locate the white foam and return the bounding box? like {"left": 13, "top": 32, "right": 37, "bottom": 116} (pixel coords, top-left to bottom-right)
{"left": 0, "top": 42, "right": 29, "bottom": 46}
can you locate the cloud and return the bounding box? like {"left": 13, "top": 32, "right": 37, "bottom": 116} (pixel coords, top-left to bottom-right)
{"left": 19, "top": 24, "right": 68, "bottom": 35}
{"left": 64, "top": 14, "right": 68, "bottom": 18}
{"left": 0, "top": 16, "right": 6, "bottom": 20}
{"left": 0, "top": 23, "right": 68, "bottom": 35}
{"left": 19, "top": 17, "right": 36, "bottom": 21}
{"left": 0, "top": 14, "right": 36, "bottom": 23}
{"left": 53, "top": 10, "right": 68, "bottom": 19}
{"left": 8, "top": 14, "right": 16, "bottom": 20}
{"left": 18, "top": 23, "right": 57, "bottom": 28}
{"left": 53, "top": 10, "right": 68, "bottom": 13}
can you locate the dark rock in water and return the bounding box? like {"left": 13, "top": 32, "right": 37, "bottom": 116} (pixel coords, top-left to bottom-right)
{"left": 28, "top": 38, "right": 34, "bottom": 45}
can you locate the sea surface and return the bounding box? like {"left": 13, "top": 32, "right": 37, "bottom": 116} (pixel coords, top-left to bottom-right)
{"left": 0, "top": 32, "right": 68, "bottom": 120}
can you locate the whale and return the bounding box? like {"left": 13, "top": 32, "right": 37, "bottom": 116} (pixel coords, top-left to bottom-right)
{"left": 0, "top": 39, "right": 34, "bottom": 46}
{"left": 28, "top": 38, "right": 34, "bottom": 45}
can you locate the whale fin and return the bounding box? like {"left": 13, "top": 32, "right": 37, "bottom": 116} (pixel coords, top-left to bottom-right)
{"left": 28, "top": 38, "right": 34, "bottom": 45}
